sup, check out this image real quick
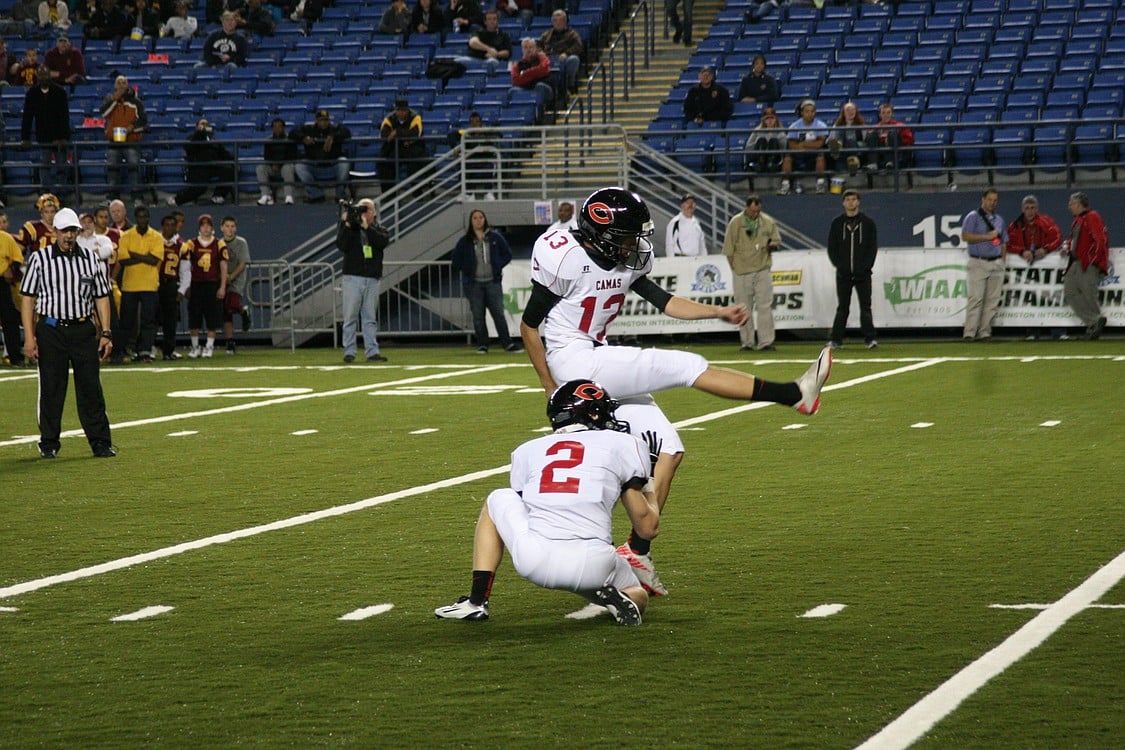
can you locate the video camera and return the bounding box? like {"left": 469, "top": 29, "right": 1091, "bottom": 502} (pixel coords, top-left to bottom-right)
{"left": 339, "top": 199, "right": 364, "bottom": 227}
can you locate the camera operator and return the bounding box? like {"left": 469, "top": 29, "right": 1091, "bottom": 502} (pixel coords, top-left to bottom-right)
{"left": 338, "top": 198, "right": 389, "bottom": 363}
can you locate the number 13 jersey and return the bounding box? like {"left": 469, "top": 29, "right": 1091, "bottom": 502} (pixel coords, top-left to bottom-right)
{"left": 530, "top": 228, "right": 652, "bottom": 349}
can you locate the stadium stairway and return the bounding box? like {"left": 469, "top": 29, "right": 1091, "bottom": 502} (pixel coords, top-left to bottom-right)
{"left": 614, "top": 0, "right": 725, "bottom": 133}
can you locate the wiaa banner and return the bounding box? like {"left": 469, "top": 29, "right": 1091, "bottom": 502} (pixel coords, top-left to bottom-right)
{"left": 497, "top": 249, "right": 1123, "bottom": 335}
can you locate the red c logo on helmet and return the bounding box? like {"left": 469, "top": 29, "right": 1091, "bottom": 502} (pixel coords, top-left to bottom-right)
{"left": 573, "top": 382, "right": 604, "bottom": 401}
{"left": 586, "top": 202, "right": 613, "bottom": 225}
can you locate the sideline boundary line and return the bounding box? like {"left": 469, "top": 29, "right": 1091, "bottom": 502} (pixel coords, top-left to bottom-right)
{"left": 856, "top": 549, "right": 1125, "bottom": 750}
{"left": 0, "top": 359, "right": 943, "bottom": 600}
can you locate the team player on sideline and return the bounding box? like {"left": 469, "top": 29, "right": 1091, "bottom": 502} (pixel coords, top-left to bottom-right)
{"left": 17, "top": 193, "right": 59, "bottom": 255}
{"left": 435, "top": 380, "right": 661, "bottom": 625}
{"left": 519, "top": 187, "right": 832, "bottom": 596}
{"left": 180, "top": 214, "right": 229, "bottom": 358}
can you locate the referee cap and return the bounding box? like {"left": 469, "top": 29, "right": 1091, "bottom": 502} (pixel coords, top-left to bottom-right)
{"left": 53, "top": 208, "right": 81, "bottom": 230}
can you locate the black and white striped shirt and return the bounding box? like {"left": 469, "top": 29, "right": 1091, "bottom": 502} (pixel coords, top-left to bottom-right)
{"left": 19, "top": 244, "right": 112, "bottom": 320}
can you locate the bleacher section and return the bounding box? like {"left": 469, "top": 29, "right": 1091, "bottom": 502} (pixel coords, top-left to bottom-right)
{"left": 648, "top": 0, "right": 1125, "bottom": 188}
{"left": 0, "top": 0, "right": 614, "bottom": 200}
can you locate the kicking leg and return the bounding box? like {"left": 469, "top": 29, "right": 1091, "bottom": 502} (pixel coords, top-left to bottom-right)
{"left": 692, "top": 346, "right": 832, "bottom": 414}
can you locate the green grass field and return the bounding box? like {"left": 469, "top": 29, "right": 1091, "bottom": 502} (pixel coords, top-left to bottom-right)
{"left": 1, "top": 341, "right": 1122, "bottom": 749}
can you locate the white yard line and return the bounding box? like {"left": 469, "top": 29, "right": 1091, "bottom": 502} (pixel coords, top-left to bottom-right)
{"left": 0, "top": 360, "right": 938, "bottom": 601}
{"left": 855, "top": 549, "right": 1125, "bottom": 750}
{"left": 0, "top": 364, "right": 517, "bottom": 448}
{"left": 111, "top": 605, "right": 175, "bottom": 622}
{"left": 339, "top": 604, "right": 395, "bottom": 621}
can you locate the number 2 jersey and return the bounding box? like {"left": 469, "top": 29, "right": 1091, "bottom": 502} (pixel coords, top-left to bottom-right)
{"left": 530, "top": 228, "right": 652, "bottom": 350}
{"left": 510, "top": 428, "right": 650, "bottom": 544}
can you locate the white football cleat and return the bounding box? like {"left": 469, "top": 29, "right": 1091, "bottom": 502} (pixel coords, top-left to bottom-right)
{"left": 795, "top": 346, "right": 832, "bottom": 415}
{"left": 434, "top": 596, "right": 489, "bottom": 621}
{"left": 187, "top": 345, "right": 202, "bottom": 359}
{"left": 615, "top": 544, "right": 668, "bottom": 596}
{"left": 594, "top": 586, "right": 642, "bottom": 626}
{"left": 202, "top": 345, "right": 214, "bottom": 359}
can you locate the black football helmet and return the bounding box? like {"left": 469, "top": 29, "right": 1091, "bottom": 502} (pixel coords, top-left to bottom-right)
{"left": 547, "top": 380, "right": 630, "bottom": 433}
{"left": 574, "top": 187, "right": 655, "bottom": 270}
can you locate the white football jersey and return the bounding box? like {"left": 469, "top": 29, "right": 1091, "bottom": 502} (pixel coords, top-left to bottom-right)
{"left": 530, "top": 228, "right": 653, "bottom": 348}
{"left": 510, "top": 429, "right": 650, "bottom": 544}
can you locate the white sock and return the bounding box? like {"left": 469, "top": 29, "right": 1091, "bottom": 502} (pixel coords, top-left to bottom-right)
{"left": 191, "top": 335, "right": 199, "bottom": 348}
{"left": 205, "top": 337, "right": 215, "bottom": 349}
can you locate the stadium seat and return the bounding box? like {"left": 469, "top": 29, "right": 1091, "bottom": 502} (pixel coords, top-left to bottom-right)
{"left": 951, "top": 127, "right": 991, "bottom": 172}
{"left": 992, "top": 26, "right": 1030, "bottom": 45}
{"left": 673, "top": 132, "right": 716, "bottom": 174}
{"left": 1072, "top": 124, "right": 1117, "bottom": 168}
{"left": 1032, "top": 125, "right": 1070, "bottom": 171}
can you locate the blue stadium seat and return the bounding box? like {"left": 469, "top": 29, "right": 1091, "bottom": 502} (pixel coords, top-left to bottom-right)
{"left": 804, "top": 34, "right": 842, "bottom": 52}
{"left": 872, "top": 47, "right": 908, "bottom": 66}
{"left": 992, "top": 125, "right": 1032, "bottom": 173}
{"left": 924, "top": 15, "right": 960, "bottom": 32}
{"left": 917, "top": 29, "right": 954, "bottom": 47}
{"left": 987, "top": 42, "right": 1023, "bottom": 60}
{"left": 880, "top": 32, "right": 916, "bottom": 48}
{"left": 951, "top": 127, "right": 991, "bottom": 171}
{"left": 902, "top": 62, "right": 940, "bottom": 81}
{"left": 1072, "top": 124, "right": 1117, "bottom": 168}
{"left": 961, "top": 109, "right": 998, "bottom": 125}
{"left": 913, "top": 129, "right": 951, "bottom": 178}
{"left": 962, "top": 13, "right": 999, "bottom": 31}
{"left": 920, "top": 110, "right": 958, "bottom": 126}
{"left": 911, "top": 46, "right": 948, "bottom": 64}
{"left": 1086, "top": 88, "right": 1125, "bottom": 109}
{"left": 1082, "top": 104, "right": 1121, "bottom": 121}
{"left": 933, "top": 1, "right": 968, "bottom": 15}
{"left": 867, "top": 62, "right": 903, "bottom": 82}
{"left": 956, "top": 28, "right": 992, "bottom": 46}
{"left": 968, "top": 0, "right": 1001, "bottom": 13}
{"left": 1000, "top": 107, "right": 1039, "bottom": 123}
{"left": 852, "top": 18, "right": 889, "bottom": 36}
{"left": 928, "top": 93, "right": 966, "bottom": 111}
{"left": 857, "top": 80, "right": 893, "bottom": 101}
{"left": 835, "top": 48, "right": 872, "bottom": 66}
{"left": 674, "top": 132, "right": 716, "bottom": 174}
{"left": 980, "top": 59, "right": 1017, "bottom": 77}
{"left": 895, "top": 79, "right": 933, "bottom": 97}
{"left": 999, "top": 11, "right": 1036, "bottom": 29}
{"left": 992, "top": 26, "right": 1030, "bottom": 45}
{"left": 1020, "top": 58, "right": 1058, "bottom": 75}
{"left": 1007, "top": 92, "right": 1044, "bottom": 110}
{"left": 1046, "top": 90, "right": 1085, "bottom": 111}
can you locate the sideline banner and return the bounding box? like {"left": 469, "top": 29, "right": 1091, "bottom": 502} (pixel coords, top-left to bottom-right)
{"left": 498, "top": 249, "right": 1123, "bottom": 334}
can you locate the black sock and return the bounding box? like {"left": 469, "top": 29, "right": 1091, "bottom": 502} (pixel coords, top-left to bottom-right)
{"left": 628, "top": 531, "right": 652, "bottom": 556}
{"left": 470, "top": 570, "right": 495, "bottom": 605}
{"left": 753, "top": 379, "right": 801, "bottom": 407}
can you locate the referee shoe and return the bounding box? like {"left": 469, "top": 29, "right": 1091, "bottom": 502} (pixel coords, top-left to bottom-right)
{"left": 92, "top": 443, "right": 117, "bottom": 458}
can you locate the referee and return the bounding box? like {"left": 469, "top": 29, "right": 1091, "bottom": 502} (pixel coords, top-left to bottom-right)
{"left": 20, "top": 207, "right": 117, "bottom": 459}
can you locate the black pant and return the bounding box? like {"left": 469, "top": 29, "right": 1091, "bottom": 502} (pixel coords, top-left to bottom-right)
{"left": 118, "top": 290, "right": 158, "bottom": 355}
{"left": 830, "top": 270, "right": 875, "bottom": 343}
{"left": 174, "top": 163, "right": 236, "bottom": 205}
{"left": 34, "top": 320, "right": 111, "bottom": 453}
{"left": 0, "top": 284, "right": 23, "bottom": 365}
{"left": 157, "top": 277, "right": 181, "bottom": 355}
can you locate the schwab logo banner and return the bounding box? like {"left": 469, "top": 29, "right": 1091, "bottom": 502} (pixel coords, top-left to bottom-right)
{"left": 498, "top": 249, "right": 1123, "bottom": 335}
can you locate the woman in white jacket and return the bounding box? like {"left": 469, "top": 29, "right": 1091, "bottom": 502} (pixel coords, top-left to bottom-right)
{"left": 38, "top": 0, "right": 71, "bottom": 31}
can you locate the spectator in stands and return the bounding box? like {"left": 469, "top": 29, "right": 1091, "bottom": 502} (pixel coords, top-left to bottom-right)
{"left": 101, "top": 74, "right": 147, "bottom": 204}
{"left": 745, "top": 106, "right": 783, "bottom": 175}
{"left": 2, "top": 4, "right": 36, "bottom": 37}
{"left": 84, "top": 0, "right": 133, "bottom": 41}
{"left": 495, "top": 0, "right": 534, "bottom": 25}
{"left": 745, "top": 0, "right": 779, "bottom": 24}
{"left": 38, "top": 0, "right": 72, "bottom": 32}
{"left": 71, "top": 0, "right": 97, "bottom": 26}
{"left": 960, "top": 188, "right": 1007, "bottom": 342}
{"left": 447, "top": 0, "right": 482, "bottom": 35}
{"left": 827, "top": 101, "right": 867, "bottom": 176}
{"left": 378, "top": 0, "right": 409, "bottom": 36}
{"left": 539, "top": 9, "right": 582, "bottom": 97}
{"left": 1062, "top": 191, "right": 1109, "bottom": 341}
{"left": 10, "top": 48, "right": 40, "bottom": 87}
{"left": 21, "top": 66, "right": 71, "bottom": 202}
{"left": 0, "top": 40, "right": 9, "bottom": 86}
{"left": 465, "top": 9, "right": 510, "bottom": 75}
{"left": 131, "top": 0, "right": 161, "bottom": 37}
{"left": 204, "top": 0, "right": 224, "bottom": 24}
{"left": 293, "top": 108, "right": 352, "bottom": 203}
{"left": 722, "top": 194, "right": 780, "bottom": 351}
{"left": 864, "top": 103, "right": 913, "bottom": 173}
{"left": 666, "top": 0, "right": 692, "bottom": 46}
{"left": 289, "top": 0, "right": 323, "bottom": 34}
{"left": 377, "top": 99, "right": 424, "bottom": 194}
{"left": 160, "top": 1, "right": 197, "bottom": 38}
{"left": 1006, "top": 194, "right": 1062, "bottom": 341}
{"left": 737, "top": 55, "right": 779, "bottom": 105}
{"left": 510, "top": 38, "right": 553, "bottom": 116}
{"left": 167, "top": 117, "right": 236, "bottom": 206}
{"left": 198, "top": 11, "right": 247, "bottom": 68}
{"left": 410, "top": 0, "right": 443, "bottom": 37}
{"left": 665, "top": 194, "right": 706, "bottom": 257}
{"left": 44, "top": 35, "right": 86, "bottom": 89}
{"left": 779, "top": 99, "right": 829, "bottom": 195}
{"left": 456, "top": 111, "right": 499, "bottom": 200}
{"left": 451, "top": 208, "right": 520, "bottom": 354}
{"left": 682, "top": 66, "right": 732, "bottom": 126}
{"left": 239, "top": 0, "right": 274, "bottom": 36}
{"left": 256, "top": 116, "right": 298, "bottom": 205}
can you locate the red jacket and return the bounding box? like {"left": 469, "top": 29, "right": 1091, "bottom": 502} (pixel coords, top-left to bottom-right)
{"left": 1006, "top": 212, "right": 1062, "bottom": 256}
{"left": 872, "top": 118, "right": 914, "bottom": 147}
{"left": 511, "top": 51, "right": 550, "bottom": 89}
{"left": 1068, "top": 209, "right": 1109, "bottom": 273}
